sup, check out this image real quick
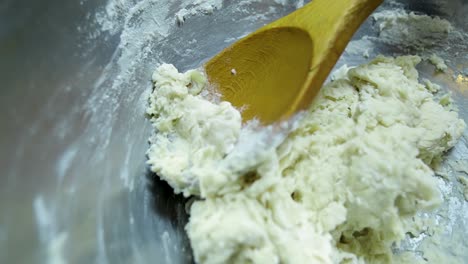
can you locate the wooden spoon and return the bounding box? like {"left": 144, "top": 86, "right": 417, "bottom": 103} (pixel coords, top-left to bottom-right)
{"left": 205, "top": 0, "right": 383, "bottom": 124}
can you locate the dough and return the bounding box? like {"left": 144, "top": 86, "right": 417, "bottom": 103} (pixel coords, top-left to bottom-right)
{"left": 147, "top": 64, "right": 242, "bottom": 197}
{"left": 428, "top": 54, "right": 448, "bottom": 72}
{"left": 372, "top": 9, "right": 452, "bottom": 50}
{"left": 146, "top": 56, "right": 465, "bottom": 263}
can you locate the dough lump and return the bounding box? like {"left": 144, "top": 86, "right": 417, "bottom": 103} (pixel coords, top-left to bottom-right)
{"left": 147, "top": 56, "right": 465, "bottom": 263}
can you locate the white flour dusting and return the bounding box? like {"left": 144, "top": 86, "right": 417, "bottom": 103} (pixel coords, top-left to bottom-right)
{"left": 345, "top": 7, "right": 468, "bottom": 80}
{"left": 372, "top": 9, "right": 453, "bottom": 50}
{"left": 345, "top": 38, "right": 375, "bottom": 58}
{"left": 175, "top": 0, "right": 223, "bottom": 25}
{"left": 34, "top": 196, "right": 69, "bottom": 264}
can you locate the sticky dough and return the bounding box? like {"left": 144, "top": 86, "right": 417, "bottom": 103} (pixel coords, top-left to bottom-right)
{"left": 146, "top": 56, "right": 465, "bottom": 263}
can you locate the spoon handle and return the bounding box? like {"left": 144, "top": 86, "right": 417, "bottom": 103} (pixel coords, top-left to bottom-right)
{"left": 272, "top": 0, "right": 383, "bottom": 112}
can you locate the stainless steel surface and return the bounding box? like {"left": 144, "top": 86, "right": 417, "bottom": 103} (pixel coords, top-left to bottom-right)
{"left": 0, "top": 0, "right": 466, "bottom": 263}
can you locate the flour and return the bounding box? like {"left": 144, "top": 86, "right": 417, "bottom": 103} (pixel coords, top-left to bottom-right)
{"left": 175, "top": 0, "right": 223, "bottom": 25}
{"left": 459, "top": 176, "right": 468, "bottom": 200}
{"left": 343, "top": 9, "right": 461, "bottom": 67}
{"left": 34, "top": 196, "right": 69, "bottom": 264}
{"left": 147, "top": 56, "right": 465, "bottom": 263}
{"left": 452, "top": 159, "right": 468, "bottom": 200}
{"left": 372, "top": 9, "right": 453, "bottom": 50}
{"left": 345, "top": 38, "right": 374, "bottom": 58}
{"left": 345, "top": 7, "right": 468, "bottom": 75}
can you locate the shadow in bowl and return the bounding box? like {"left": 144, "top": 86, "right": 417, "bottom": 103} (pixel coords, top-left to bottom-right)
{"left": 144, "top": 167, "right": 195, "bottom": 263}
{"left": 145, "top": 168, "right": 190, "bottom": 224}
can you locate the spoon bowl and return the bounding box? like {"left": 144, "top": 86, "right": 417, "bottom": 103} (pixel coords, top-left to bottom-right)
{"left": 206, "top": 0, "right": 383, "bottom": 124}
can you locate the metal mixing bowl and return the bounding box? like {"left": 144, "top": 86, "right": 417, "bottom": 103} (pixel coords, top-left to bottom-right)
{"left": 1, "top": 0, "right": 467, "bottom": 263}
